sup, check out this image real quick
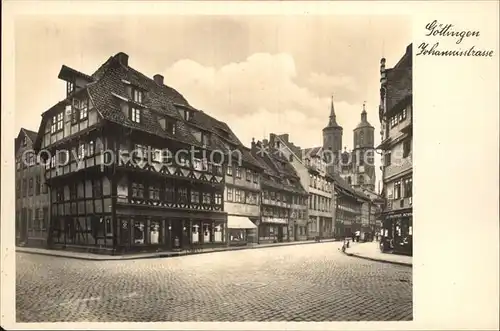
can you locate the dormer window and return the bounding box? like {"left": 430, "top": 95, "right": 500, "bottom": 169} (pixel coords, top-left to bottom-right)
{"left": 202, "top": 132, "right": 210, "bottom": 146}
{"left": 67, "top": 81, "right": 75, "bottom": 96}
{"left": 132, "top": 88, "right": 143, "bottom": 103}
{"left": 130, "top": 107, "right": 141, "bottom": 123}
{"left": 22, "top": 136, "right": 27, "bottom": 147}
{"left": 167, "top": 120, "right": 176, "bottom": 135}
{"left": 182, "top": 109, "right": 192, "bottom": 121}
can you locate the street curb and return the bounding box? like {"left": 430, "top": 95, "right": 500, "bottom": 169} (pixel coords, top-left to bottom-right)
{"left": 16, "top": 239, "right": 338, "bottom": 261}
{"left": 342, "top": 250, "right": 412, "bottom": 267}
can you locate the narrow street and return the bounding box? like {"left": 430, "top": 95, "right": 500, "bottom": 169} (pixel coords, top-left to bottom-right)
{"left": 16, "top": 242, "right": 412, "bottom": 322}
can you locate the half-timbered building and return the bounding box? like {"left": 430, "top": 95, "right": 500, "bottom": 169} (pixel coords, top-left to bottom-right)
{"left": 33, "top": 52, "right": 251, "bottom": 254}
{"left": 224, "top": 146, "right": 263, "bottom": 245}
{"left": 251, "top": 138, "right": 308, "bottom": 244}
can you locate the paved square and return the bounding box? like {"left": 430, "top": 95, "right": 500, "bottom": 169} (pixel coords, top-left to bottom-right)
{"left": 16, "top": 242, "right": 412, "bottom": 322}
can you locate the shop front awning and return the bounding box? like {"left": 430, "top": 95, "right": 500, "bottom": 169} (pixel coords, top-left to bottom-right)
{"left": 227, "top": 216, "right": 257, "bottom": 229}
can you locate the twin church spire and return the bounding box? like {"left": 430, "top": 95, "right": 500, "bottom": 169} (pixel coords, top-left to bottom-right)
{"left": 326, "top": 95, "right": 372, "bottom": 130}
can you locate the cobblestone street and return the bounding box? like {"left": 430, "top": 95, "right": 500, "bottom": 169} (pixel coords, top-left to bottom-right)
{"left": 16, "top": 242, "right": 412, "bottom": 322}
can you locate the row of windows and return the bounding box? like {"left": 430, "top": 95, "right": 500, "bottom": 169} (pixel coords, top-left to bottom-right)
{"left": 46, "top": 140, "right": 100, "bottom": 169}
{"left": 132, "top": 144, "right": 223, "bottom": 174}
{"left": 309, "top": 194, "right": 332, "bottom": 212}
{"left": 16, "top": 176, "right": 48, "bottom": 198}
{"left": 130, "top": 182, "right": 223, "bottom": 205}
{"left": 393, "top": 177, "right": 412, "bottom": 199}
{"left": 309, "top": 174, "right": 333, "bottom": 192}
{"left": 390, "top": 108, "right": 408, "bottom": 128}
{"left": 226, "top": 188, "right": 259, "bottom": 205}
{"left": 227, "top": 165, "right": 259, "bottom": 183}
{"left": 262, "top": 190, "right": 304, "bottom": 205}
{"left": 54, "top": 180, "right": 103, "bottom": 202}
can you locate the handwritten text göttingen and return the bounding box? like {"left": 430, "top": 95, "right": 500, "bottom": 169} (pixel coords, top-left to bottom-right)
{"left": 417, "top": 20, "right": 494, "bottom": 57}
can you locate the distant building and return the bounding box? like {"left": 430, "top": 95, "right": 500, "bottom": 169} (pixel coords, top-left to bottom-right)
{"left": 377, "top": 44, "right": 413, "bottom": 255}
{"left": 323, "top": 98, "right": 377, "bottom": 192}
{"left": 272, "top": 134, "right": 335, "bottom": 240}
{"left": 15, "top": 128, "right": 49, "bottom": 247}
{"left": 251, "top": 137, "right": 308, "bottom": 244}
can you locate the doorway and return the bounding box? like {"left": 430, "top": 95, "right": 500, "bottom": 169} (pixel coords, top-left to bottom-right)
{"left": 277, "top": 226, "right": 284, "bottom": 242}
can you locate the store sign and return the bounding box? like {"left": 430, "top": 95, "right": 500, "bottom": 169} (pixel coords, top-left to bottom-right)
{"left": 386, "top": 212, "right": 413, "bottom": 219}
{"left": 261, "top": 217, "right": 288, "bottom": 224}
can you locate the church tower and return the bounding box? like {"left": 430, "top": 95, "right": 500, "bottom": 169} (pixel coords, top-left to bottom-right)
{"left": 322, "top": 96, "right": 343, "bottom": 173}
{"left": 352, "top": 102, "right": 376, "bottom": 191}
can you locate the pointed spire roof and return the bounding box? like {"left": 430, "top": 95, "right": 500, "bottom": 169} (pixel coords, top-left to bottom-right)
{"left": 355, "top": 101, "right": 374, "bottom": 129}
{"left": 324, "top": 95, "right": 342, "bottom": 130}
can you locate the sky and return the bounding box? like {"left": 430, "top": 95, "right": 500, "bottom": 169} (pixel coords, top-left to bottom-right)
{"left": 14, "top": 15, "right": 411, "bottom": 190}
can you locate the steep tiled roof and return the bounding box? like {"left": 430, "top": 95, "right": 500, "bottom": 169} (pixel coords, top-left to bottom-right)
{"left": 332, "top": 172, "right": 369, "bottom": 201}
{"left": 23, "top": 128, "right": 38, "bottom": 143}
{"left": 302, "top": 146, "right": 322, "bottom": 158}
{"left": 36, "top": 52, "right": 262, "bottom": 171}
{"left": 386, "top": 67, "right": 412, "bottom": 113}
{"left": 385, "top": 44, "right": 412, "bottom": 113}
{"left": 251, "top": 143, "right": 307, "bottom": 195}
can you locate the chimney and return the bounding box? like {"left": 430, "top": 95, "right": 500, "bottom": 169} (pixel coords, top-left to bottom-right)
{"left": 251, "top": 137, "right": 256, "bottom": 151}
{"left": 279, "top": 133, "right": 289, "bottom": 142}
{"left": 116, "top": 52, "right": 129, "bottom": 67}
{"left": 153, "top": 74, "right": 164, "bottom": 85}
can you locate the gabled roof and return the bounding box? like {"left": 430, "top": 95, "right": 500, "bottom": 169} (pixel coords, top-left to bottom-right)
{"left": 34, "top": 52, "right": 263, "bottom": 171}
{"left": 15, "top": 128, "right": 38, "bottom": 152}
{"left": 332, "top": 172, "right": 370, "bottom": 201}
{"left": 23, "top": 128, "right": 38, "bottom": 143}
{"left": 251, "top": 142, "right": 307, "bottom": 195}
{"left": 302, "top": 146, "right": 322, "bottom": 158}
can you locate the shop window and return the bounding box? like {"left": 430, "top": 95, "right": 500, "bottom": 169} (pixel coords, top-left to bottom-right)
{"left": 192, "top": 224, "right": 200, "bottom": 243}
{"left": 214, "top": 223, "right": 224, "bottom": 242}
{"left": 150, "top": 221, "right": 160, "bottom": 244}
{"left": 203, "top": 223, "right": 211, "bottom": 243}
{"left": 134, "top": 220, "right": 145, "bottom": 244}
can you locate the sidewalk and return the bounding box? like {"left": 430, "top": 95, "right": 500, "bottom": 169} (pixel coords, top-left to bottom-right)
{"left": 16, "top": 238, "right": 337, "bottom": 261}
{"left": 343, "top": 241, "right": 412, "bottom": 267}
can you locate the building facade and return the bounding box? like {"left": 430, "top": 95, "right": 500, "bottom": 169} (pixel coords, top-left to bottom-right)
{"left": 32, "top": 52, "right": 260, "bottom": 254}
{"left": 251, "top": 138, "right": 308, "bottom": 244}
{"left": 273, "top": 134, "right": 335, "bottom": 240}
{"left": 378, "top": 44, "right": 413, "bottom": 255}
{"left": 224, "top": 147, "right": 263, "bottom": 245}
{"left": 15, "top": 128, "right": 50, "bottom": 247}
{"left": 331, "top": 173, "right": 368, "bottom": 239}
